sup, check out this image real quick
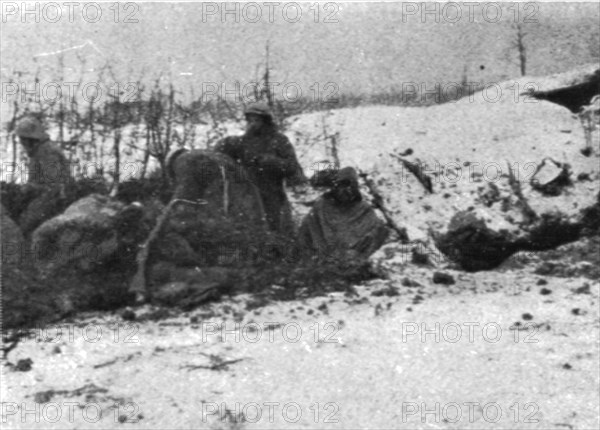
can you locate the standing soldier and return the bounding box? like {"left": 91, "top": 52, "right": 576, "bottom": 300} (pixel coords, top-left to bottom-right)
{"left": 15, "top": 115, "right": 72, "bottom": 235}
{"left": 214, "top": 102, "right": 305, "bottom": 235}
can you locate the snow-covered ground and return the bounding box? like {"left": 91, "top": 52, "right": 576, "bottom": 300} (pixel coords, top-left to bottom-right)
{"left": 2, "top": 265, "right": 599, "bottom": 429}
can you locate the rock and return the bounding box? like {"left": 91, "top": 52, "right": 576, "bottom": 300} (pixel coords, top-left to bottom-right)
{"left": 540, "top": 288, "right": 552, "bottom": 295}
{"left": 371, "top": 286, "right": 399, "bottom": 297}
{"left": 434, "top": 211, "right": 519, "bottom": 271}
{"left": 14, "top": 358, "right": 33, "bottom": 372}
{"left": 411, "top": 247, "right": 430, "bottom": 265}
{"left": 412, "top": 294, "right": 424, "bottom": 304}
{"left": 121, "top": 309, "right": 136, "bottom": 321}
{"left": 577, "top": 172, "right": 592, "bottom": 181}
{"left": 530, "top": 159, "right": 572, "bottom": 196}
{"left": 34, "top": 391, "right": 53, "bottom": 404}
{"left": 317, "top": 302, "right": 329, "bottom": 313}
{"left": 573, "top": 284, "right": 591, "bottom": 294}
{"left": 522, "top": 313, "right": 533, "bottom": 321}
{"left": 436, "top": 206, "right": 598, "bottom": 271}
{"left": 432, "top": 271, "right": 455, "bottom": 285}
{"left": 536, "top": 278, "right": 548, "bottom": 285}
{"left": 369, "top": 240, "right": 444, "bottom": 277}
{"left": 401, "top": 277, "right": 421, "bottom": 288}
{"left": 31, "top": 194, "right": 148, "bottom": 276}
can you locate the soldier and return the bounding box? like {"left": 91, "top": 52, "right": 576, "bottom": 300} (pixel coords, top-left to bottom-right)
{"left": 214, "top": 102, "right": 305, "bottom": 235}
{"left": 14, "top": 115, "right": 72, "bottom": 235}
{"left": 16, "top": 116, "right": 70, "bottom": 186}
{"left": 299, "top": 167, "right": 389, "bottom": 262}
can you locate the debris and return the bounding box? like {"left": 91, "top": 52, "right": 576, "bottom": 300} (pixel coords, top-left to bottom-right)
{"left": 530, "top": 158, "right": 572, "bottom": 196}
{"left": 371, "top": 286, "right": 399, "bottom": 297}
{"left": 317, "top": 302, "right": 329, "bottom": 314}
{"left": 433, "top": 271, "right": 455, "bottom": 285}
{"left": 507, "top": 161, "right": 538, "bottom": 223}
{"left": 14, "top": 358, "right": 33, "bottom": 372}
{"left": 411, "top": 247, "right": 430, "bottom": 265}
{"left": 412, "top": 294, "right": 424, "bottom": 304}
{"left": 390, "top": 153, "right": 433, "bottom": 193}
{"left": 577, "top": 172, "right": 592, "bottom": 182}
{"left": 357, "top": 169, "right": 409, "bottom": 242}
{"left": 34, "top": 391, "right": 54, "bottom": 404}
{"left": 181, "top": 353, "right": 244, "bottom": 372}
{"left": 573, "top": 284, "right": 591, "bottom": 295}
{"left": 374, "top": 303, "right": 383, "bottom": 316}
{"left": 401, "top": 277, "right": 422, "bottom": 288}
{"left": 121, "top": 309, "right": 136, "bottom": 321}
{"left": 129, "top": 198, "right": 208, "bottom": 303}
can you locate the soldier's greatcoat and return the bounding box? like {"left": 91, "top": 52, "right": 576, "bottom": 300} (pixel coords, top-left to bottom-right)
{"left": 215, "top": 127, "right": 304, "bottom": 235}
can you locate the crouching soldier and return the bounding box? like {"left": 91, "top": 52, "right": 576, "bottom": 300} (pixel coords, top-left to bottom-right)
{"left": 214, "top": 102, "right": 305, "bottom": 235}
{"left": 299, "top": 167, "right": 389, "bottom": 262}
{"left": 15, "top": 115, "right": 72, "bottom": 235}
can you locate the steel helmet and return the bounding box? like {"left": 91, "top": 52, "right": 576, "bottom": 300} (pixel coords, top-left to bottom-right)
{"left": 15, "top": 116, "right": 48, "bottom": 140}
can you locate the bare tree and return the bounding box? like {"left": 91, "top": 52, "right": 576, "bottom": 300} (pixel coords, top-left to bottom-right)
{"left": 263, "top": 40, "right": 274, "bottom": 109}
{"left": 513, "top": 23, "right": 527, "bottom": 76}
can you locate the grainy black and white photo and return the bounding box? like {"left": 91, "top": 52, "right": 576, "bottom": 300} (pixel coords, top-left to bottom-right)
{"left": 1, "top": 1, "right": 599, "bottom": 428}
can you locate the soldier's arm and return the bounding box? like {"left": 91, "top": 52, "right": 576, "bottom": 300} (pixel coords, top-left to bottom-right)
{"left": 259, "top": 135, "right": 305, "bottom": 180}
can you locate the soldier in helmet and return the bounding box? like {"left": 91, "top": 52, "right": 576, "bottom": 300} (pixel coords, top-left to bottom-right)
{"left": 299, "top": 167, "right": 389, "bottom": 262}
{"left": 214, "top": 102, "right": 305, "bottom": 235}
{"left": 14, "top": 115, "right": 72, "bottom": 235}
{"left": 16, "top": 116, "right": 70, "bottom": 186}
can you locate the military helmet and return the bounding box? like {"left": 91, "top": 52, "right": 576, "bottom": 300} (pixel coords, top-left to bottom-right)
{"left": 15, "top": 116, "right": 48, "bottom": 140}
{"left": 334, "top": 167, "right": 359, "bottom": 185}
{"left": 244, "top": 102, "right": 273, "bottom": 119}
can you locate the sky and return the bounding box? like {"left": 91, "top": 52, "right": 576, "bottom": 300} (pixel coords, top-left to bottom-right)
{"left": 1, "top": 1, "right": 599, "bottom": 105}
